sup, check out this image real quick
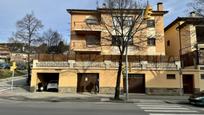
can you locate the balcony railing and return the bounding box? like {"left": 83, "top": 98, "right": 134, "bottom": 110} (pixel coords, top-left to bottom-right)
{"left": 36, "top": 62, "right": 70, "bottom": 68}
{"left": 73, "top": 21, "right": 101, "bottom": 31}
{"left": 34, "top": 61, "right": 178, "bottom": 70}
{"left": 72, "top": 42, "right": 101, "bottom": 52}
{"left": 74, "top": 62, "right": 106, "bottom": 68}
{"left": 146, "top": 63, "right": 177, "bottom": 70}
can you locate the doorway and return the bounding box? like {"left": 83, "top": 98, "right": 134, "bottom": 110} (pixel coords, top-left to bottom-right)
{"left": 77, "top": 73, "right": 99, "bottom": 93}
{"left": 183, "top": 75, "right": 194, "bottom": 94}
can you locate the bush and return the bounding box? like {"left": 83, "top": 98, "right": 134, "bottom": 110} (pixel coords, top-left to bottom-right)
{"left": 0, "top": 70, "right": 12, "bottom": 79}
{"left": 0, "top": 70, "right": 26, "bottom": 79}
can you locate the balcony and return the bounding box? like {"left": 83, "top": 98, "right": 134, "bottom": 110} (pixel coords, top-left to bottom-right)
{"left": 34, "top": 60, "right": 178, "bottom": 70}
{"left": 72, "top": 42, "right": 101, "bottom": 53}
{"left": 73, "top": 21, "right": 101, "bottom": 32}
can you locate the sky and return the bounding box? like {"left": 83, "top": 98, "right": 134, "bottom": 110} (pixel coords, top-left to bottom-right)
{"left": 0, "top": 0, "right": 192, "bottom": 43}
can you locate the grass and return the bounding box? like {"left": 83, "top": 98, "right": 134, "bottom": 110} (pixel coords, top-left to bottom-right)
{"left": 0, "top": 69, "right": 26, "bottom": 79}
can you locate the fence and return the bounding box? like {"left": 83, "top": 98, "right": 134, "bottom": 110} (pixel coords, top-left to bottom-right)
{"left": 34, "top": 54, "right": 179, "bottom": 63}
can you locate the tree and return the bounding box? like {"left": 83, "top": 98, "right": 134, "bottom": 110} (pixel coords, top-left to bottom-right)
{"left": 100, "top": 0, "right": 150, "bottom": 99}
{"left": 40, "top": 29, "right": 64, "bottom": 53}
{"left": 36, "top": 43, "right": 48, "bottom": 54}
{"left": 13, "top": 13, "right": 43, "bottom": 85}
{"left": 41, "top": 29, "right": 62, "bottom": 47}
{"left": 57, "top": 41, "right": 68, "bottom": 54}
{"left": 8, "top": 37, "right": 25, "bottom": 53}
{"left": 188, "top": 0, "right": 204, "bottom": 16}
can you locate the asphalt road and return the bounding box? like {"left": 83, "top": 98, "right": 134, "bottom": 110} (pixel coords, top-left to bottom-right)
{"left": 0, "top": 101, "right": 203, "bottom": 115}
{"left": 0, "top": 102, "right": 145, "bottom": 115}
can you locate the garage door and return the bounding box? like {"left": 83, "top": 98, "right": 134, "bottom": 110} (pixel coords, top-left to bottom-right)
{"left": 124, "top": 74, "right": 145, "bottom": 93}
{"left": 77, "top": 73, "right": 99, "bottom": 93}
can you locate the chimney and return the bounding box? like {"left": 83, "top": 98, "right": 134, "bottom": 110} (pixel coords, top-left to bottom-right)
{"left": 190, "top": 11, "right": 196, "bottom": 17}
{"left": 157, "top": 2, "right": 163, "bottom": 11}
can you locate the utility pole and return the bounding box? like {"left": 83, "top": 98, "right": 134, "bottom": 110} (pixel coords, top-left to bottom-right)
{"left": 125, "top": 44, "right": 129, "bottom": 101}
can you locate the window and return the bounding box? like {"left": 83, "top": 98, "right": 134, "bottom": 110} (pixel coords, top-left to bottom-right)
{"left": 85, "top": 16, "right": 98, "bottom": 25}
{"left": 201, "top": 74, "right": 204, "bottom": 80}
{"left": 113, "top": 16, "right": 133, "bottom": 27}
{"left": 86, "top": 35, "right": 100, "bottom": 45}
{"left": 167, "top": 74, "right": 176, "bottom": 79}
{"left": 167, "top": 40, "right": 170, "bottom": 46}
{"left": 112, "top": 36, "right": 133, "bottom": 45}
{"left": 112, "top": 36, "right": 119, "bottom": 45}
{"left": 147, "top": 20, "right": 155, "bottom": 27}
{"left": 196, "top": 26, "right": 204, "bottom": 43}
{"left": 147, "top": 37, "right": 156, "bottom": 46}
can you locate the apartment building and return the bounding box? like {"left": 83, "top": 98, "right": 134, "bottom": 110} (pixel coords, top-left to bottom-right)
{"left": 31, "top": 3, "right": 183, "bottom": 95}
{"left": 165, "top": 12, "right": 204, "bottom": 94}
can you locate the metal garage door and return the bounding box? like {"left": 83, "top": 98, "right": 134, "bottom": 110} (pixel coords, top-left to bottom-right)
{"left": 124, "top": 74, "right": 145, "bottom": 93}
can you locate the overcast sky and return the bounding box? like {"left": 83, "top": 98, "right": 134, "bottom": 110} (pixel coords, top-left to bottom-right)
{"left": 0, "top": 0, "right": 192, "bottom": 43}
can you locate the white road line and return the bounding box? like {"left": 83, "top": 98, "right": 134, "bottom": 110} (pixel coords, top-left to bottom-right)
{"left": 144, "top": 110, "right": 198, "bottom": 113}
{"left": 0, "top": 88, "right": 11, "bottom": 93}
{"left": 136, "top": 103, "right": 168, "bottom": 105}
{"left": 149, "top": 114, "right": 204, "bottom": 115}
{"left": 140, "top": 107, "right": 189, "bottom": 110}
{"left": 201, "top": 109, "right": 204, "bottom": 111}
{"left": 137, "top": 105, "right": 181, "bottom": 107}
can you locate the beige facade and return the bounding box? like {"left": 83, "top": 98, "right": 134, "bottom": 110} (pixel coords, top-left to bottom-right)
{"left": 31, "top": 3, "right": 204, "bottom": 95}
{"left": 70, "top": 10, "right": 166, "bottom": 56}
{"left": 165, "top": 16, "right": 204, "bottom": 94}
{"left": 31, "top": 60, "right": 181, "bottom": 94}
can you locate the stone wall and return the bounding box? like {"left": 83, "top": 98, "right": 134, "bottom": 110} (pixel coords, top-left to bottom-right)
{"left": 58, "top": 87, "right": 76, "bottom": 93}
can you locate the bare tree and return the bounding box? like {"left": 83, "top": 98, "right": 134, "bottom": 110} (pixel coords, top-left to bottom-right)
{"left": 40, "top": 29, "right": 67, "bottom": 54}
{"left": 100, "top": 0, "right": 150, "bottom": 99}
{"left": 188, "top": 0, "right": 204, "bottom": 16}
{"left": 41, "top": 29, "right": 62, "bottom": 47}
{"left": 14, "top": 13, "right": 43, "bottom": 85}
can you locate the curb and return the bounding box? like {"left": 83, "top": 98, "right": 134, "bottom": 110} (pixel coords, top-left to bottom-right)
{"left": 0, "top": 96, "right": 136, "bottom": 103}
{"left": 164, "top": 100, "right": 189, "bottom": 104}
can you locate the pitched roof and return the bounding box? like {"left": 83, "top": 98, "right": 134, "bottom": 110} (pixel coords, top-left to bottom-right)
{"left": 165, "top": 17, "right": 204, "bottom": 31}
{"left": 67, "top": 8, "right": 168, "bottom": 15}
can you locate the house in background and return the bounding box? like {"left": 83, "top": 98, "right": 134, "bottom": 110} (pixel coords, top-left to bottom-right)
{"left": 165, "top": 12, "right": 204, "bottom": 94}
{"left": 31, "top": 2, "right": 184, "bottom": 95}
{"left": 0, "top": 44, "right": 10, "bottom": 63}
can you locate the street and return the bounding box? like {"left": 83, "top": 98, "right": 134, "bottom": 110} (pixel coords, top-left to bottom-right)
{"left": 0, "top": 100, "right": 203, "bottom": 115}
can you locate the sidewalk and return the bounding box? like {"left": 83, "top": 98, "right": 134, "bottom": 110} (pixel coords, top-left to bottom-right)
{"left": 0, "top": 91, "right": 189, "bottom": 103}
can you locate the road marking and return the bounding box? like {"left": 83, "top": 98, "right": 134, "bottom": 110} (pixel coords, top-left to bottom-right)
{"left": 144, "top": 110, "right": 198, "bottom": 113}
{"left": 0, "top": 88, "right": 11, "bottom": 93}
{"left": 136, "top": 103, "right": 170, "bottom": 105}
{"left": 140, "top": 107, "right": 189, "bottom": 110}
{"left": 137, "top": 105, "right": 181, "bottom": 107}
{"left": 149, "top": 113, "right": 203, "bottom": 115}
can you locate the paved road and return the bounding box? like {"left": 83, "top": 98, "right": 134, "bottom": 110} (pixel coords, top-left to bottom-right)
{"left": 0, "top": 76, "right": 28, "bottom": 93}
{"left": 135, "top": 100, "right": 204, "bottom": 115}
{"left": 0, "top": 100, "right": 203, "bottom": 115}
